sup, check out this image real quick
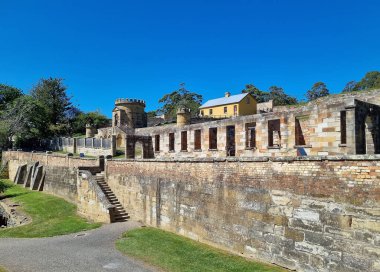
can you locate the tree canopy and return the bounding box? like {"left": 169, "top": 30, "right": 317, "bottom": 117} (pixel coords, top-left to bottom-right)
{"left": 71, "top": 111, "right": 109, "bottom": 134}
{"left": 242, "top": 84, "right": 297, "bottom": 106}
{"left": 0, "top": 84, "right": 23, "bottom": 111}
{"left": 158, "top": 83, "right": 202, "bottom": 119}
{"left": 306, "top": 82, "right": 330, "bottom": 101}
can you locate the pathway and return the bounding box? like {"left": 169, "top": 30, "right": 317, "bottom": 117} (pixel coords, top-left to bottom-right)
{"left": 0, "top": 222, "right": 157, "bottom": 272}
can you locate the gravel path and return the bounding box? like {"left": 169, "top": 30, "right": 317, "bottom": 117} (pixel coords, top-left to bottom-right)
{"left": 0, "top": 222, "right": 157, "bottom": 272}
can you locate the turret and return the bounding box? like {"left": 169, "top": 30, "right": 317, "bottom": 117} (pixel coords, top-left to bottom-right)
{"left": 85, "top": 124, "right": 96, "bottom": 138}
{"left": 112, "top": 98, "right": 147, "bottom": 128}
{"left": 177, "top": 108, "right": 191, "bottom": 127}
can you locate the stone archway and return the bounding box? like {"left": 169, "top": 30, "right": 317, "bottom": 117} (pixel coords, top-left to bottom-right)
{"left": 126, "top": 135, "right": 154, "bottom": 159}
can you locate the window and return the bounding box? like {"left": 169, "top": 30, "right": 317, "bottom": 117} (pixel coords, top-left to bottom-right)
{"left": 169, "top": 133, "right": 175, "bottom": 151}
{"left": 268, "top": 119, "right": 281, "bottom": 147}
{"left": 245, "top": 123, "right": 256, "bottom": 148}
{"left": 295, "top": 117, "right": 306, "bottom": 146}
{"left": 233, "top": 105, "right": 237, "bottom": 116}
{"left": 194, "top": 130, "right": 202, "bottom": 150}
{"left": 224, "top": 107, "right": 227, "bottom": 114}
{"left": 340, "top": 111, "right": 347, "bottom": 144}
{"left": 155, "top": 135, "right": 160, "bottom": 152}
{"left": 246, "top": 97, "right": 250, "bottom": 104}
{"left": 209, "top": 109, "right": 213, "bottom": 115}
{"left": 209, "top": 128, "right": 218, "bottom": 149}
{"left": 200, "top": 110, "right": 204, "bottom": 116}
{"left": 181, "top": 131, "right": 188, "bottom": 151}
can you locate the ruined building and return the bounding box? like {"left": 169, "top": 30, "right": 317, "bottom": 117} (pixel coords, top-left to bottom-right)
{"left": 90, "top": 89, "right": 380, "bottom": 159}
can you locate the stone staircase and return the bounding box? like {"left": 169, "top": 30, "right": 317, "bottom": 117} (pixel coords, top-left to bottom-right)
{"left": 94, "top": 173, "right": 130, "bottom": 222}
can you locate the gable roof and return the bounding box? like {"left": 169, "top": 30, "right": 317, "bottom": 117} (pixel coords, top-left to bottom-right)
{"left": 199, "top": 93, "right": 250, "bottom": 109}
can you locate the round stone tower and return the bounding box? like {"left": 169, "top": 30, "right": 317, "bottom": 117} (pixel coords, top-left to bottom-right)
{"left": 113, "top": 98, "right": 147, "bottom": 128}
{"left": 85, "top": 124, "right": 96, "bottom": 138}
{"left": 176, "top": 108, "right": 191, "bottom": 127}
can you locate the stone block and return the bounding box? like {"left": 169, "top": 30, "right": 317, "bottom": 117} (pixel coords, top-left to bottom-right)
{"left": 284, "top": 227, "right": 305, "bottom": 242}
{"left": 341, "top": 253, "right": 372, "bottom": 272}
{"left": 352, "top": 218, "right": 380, "bottom": 233}
{"left": 293, "top": 208, "right": 320, "bottom": 222}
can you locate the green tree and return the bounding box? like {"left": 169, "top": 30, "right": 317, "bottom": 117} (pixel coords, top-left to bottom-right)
{"left": 72, "top": 111, "right": 109, "bottom": 134}
{"left": 147, "top": 110, "right": 157, "bottom": 118}
{"left": 158, "top": 83, "right": 202, "bottom": 119}
{"left": 268, "top": 86, "right": 298, "bottom": 106}
{"left": 342, "top": 81, "right": 357, "bottom": 93}
{"left": 0, "top": 95, "right": 47, "bottom": 149}
{"left": 306, "top": 82, "right": 330, "bottom": 101}
{"left": 241, "top": 84, "right": 269, "bottom": 103}
{"left": 0, "top": 84, "right": 23, "bottom": 111}
{"left": 354, "top": 71, "right": 380, "bottom": 91}
{"left": 31, "top": 78, "right": 74, "bottom": 135}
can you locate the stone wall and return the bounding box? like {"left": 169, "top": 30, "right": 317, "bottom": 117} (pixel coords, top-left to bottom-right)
{"left": 134, "top": 89, "right": 380, "bottom": 159}
{"left": 77, "top": 171, "right": 115, "bottom": 223}
{"left": 106, "top": 156, "right": 380, "bottom": 272}
{"left": 3, "top": 151, "right": 113, "bottom": 222}
{"left": 3, "top": 151, "right": 99, "bottom": 202}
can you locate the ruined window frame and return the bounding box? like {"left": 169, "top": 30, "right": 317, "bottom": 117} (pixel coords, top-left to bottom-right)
{"left": 233, "top": 105, "right": 238, "bottom": 116}
{"left": 245, "top": 122, "right": 256, "bottom": 149}
{"left": 267, "top": 119, "right": 281, "bottom": 148}
{"left": 181, "top": 131, "right": 188, "bottom": 151}
{"left": 154, "top": 135, "right": 160, "bottom": 152}
{"left": 209, "top": 127, "right": 218, "bottom": 150}
{"left": 224, "top": 106, "right": 227, "bottom": 114}
{"left": 295, "top": 117, "right": 306, "bottom": 146}
{"left": 246, "top": 96, "right": 250, "bottom": 104}
{"left": 169, "top": 133, "right": 175, "bottom": 152}
{"left": 340, "top": 111, "right": 347, "bottom": 145}
{"left": 209, "top": 109, "right": 213, "bottom": 115}
{"left": 194, "top": 129, "right": 202, "bottom": 151}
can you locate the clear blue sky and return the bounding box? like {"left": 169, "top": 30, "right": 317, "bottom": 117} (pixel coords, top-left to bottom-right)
{"left": 1, "top": 0, "right": 380, "bottom": 116}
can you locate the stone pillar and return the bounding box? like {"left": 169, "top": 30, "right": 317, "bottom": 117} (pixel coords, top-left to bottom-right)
{"left": 111, "top": 135, "right": 117, "bottom": 156}
{"left": 125, "top": 135, "right": 135, "bottom": 159}
{"left": 73, "top": 138, "right": 77, "bottom": 154}
{"left": 345, "top": 106, "right": 356, "bottom": 154}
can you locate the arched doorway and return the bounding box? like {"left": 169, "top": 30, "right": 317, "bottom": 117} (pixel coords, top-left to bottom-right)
{"left": 116, "top": 134, "right": 123, "bottom": 148}
{"left": 135, "top": 141, "right": 143, "bottom": 159}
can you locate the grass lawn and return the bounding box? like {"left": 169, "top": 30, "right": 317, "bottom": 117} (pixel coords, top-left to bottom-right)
{"left": 0, "top": 179, "right": 100, "bottom": 238}
{"left": 116, "top": 227, "right": 286, "bottom": 272}
{"left": 0, "top": 266, "right": 7, "bottom": 272}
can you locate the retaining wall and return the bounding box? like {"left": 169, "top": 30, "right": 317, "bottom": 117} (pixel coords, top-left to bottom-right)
{"left": 106, "top": 156, "right": 380, "bottom": 272}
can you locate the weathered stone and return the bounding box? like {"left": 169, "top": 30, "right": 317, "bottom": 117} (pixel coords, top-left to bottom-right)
{"left": 341, "top": 253, "right": 372, "bottom": 271}
{"left": 284, "top": 227, "right": 305, "bottom": 242}
{"left": 352, "top": 218, "right": 380, "bottom": 233}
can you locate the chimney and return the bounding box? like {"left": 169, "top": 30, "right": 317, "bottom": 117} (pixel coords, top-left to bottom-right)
{"left": 225, "top": 92, "right": 231, "bottom": 98}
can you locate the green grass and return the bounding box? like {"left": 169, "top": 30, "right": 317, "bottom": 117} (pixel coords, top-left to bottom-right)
{"left": 0, "top": 266, "right": 7, "bottom": 272}
{"left": 53, "top": 150, "right": 96, "bottom": 158}
{"left": 116, "top": 227, "right": 286, "bottom": 272}
{"left": 0, "top": 180, "right": 100, "bottom": 238}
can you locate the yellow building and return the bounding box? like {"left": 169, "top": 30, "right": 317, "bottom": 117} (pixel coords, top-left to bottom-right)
{"left": 199, "top": 92, "right": 257, "bottom": 118}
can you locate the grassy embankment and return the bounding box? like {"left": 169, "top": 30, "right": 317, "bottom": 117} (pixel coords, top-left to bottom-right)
{"left": 116, "top": 227, "right": 286, "bottom": 272}
{"left": 0, "top": 179, "right": 100, "bottom": 238}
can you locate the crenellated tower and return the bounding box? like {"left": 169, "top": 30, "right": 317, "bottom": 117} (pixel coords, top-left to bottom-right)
{"left": 112, "top": 98, "right": 147, "bottom": 129}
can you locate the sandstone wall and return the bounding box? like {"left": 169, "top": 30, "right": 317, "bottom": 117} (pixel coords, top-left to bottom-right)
{"left": 106, "top": 156, "right": 380, "bottom": 272}
{"left": 77, "top": 171, "right": 114, "bottom": 223}
{"left": 3, "top": 151, "right": 98, "bottom": 204}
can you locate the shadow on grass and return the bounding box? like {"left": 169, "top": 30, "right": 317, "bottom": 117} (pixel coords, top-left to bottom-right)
{"left": 0, "top": 192, "right": 29, "bottom": 200}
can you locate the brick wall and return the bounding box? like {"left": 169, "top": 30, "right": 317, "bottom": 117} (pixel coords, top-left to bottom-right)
{"left": 106, "top": 156, "right": 380, "bottom": 272}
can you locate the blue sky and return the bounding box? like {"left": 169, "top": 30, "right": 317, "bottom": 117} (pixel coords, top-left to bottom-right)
{"left": 1, "top": 0, "right": 380, "bottom": 116}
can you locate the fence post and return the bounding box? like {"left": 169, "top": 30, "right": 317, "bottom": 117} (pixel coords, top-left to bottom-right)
{"left": 73, "top": 138, "right": 77, "bottom": 154}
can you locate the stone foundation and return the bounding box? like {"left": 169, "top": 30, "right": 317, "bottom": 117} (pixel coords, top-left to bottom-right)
{"left": 106, "top": 156, "right": 380, "bottom": 272}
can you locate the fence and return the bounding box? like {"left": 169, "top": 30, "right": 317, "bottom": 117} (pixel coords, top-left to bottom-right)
{"left": 45, "top": 137, "right": 115, "bottom": 156}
